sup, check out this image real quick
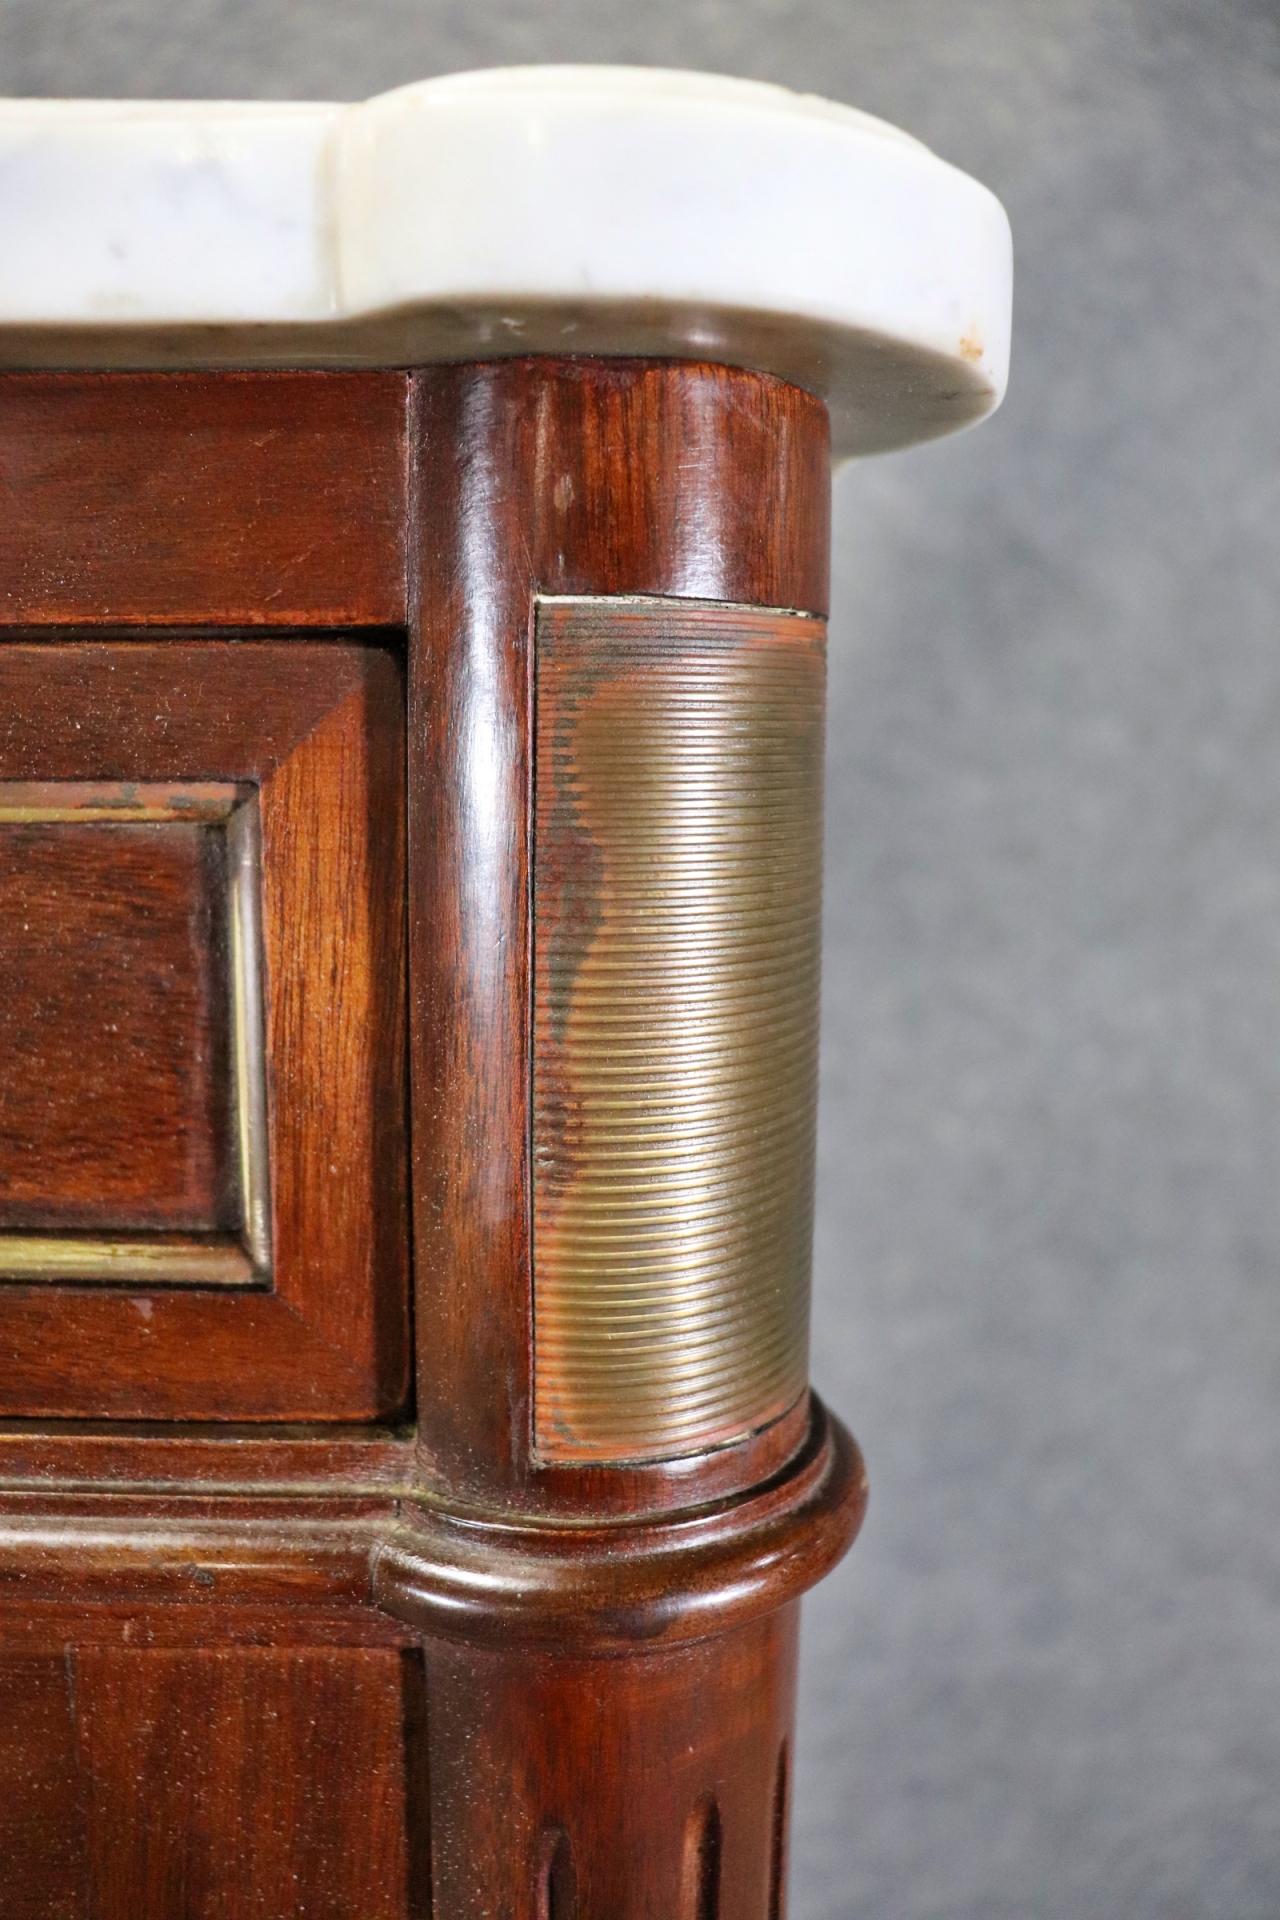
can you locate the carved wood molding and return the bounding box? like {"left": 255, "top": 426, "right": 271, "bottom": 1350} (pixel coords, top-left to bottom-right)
{"left": 0, "top": 1395, "right": 864, "bottom": 1655}
{"left": 374, "top": 1394, "right": 865, "bottom": 1652}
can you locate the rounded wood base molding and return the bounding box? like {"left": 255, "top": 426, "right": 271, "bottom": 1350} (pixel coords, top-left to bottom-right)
{"left": 0, "top": 1398, "right": 864, "bottom": 1647}
{"left": 376, "top": 1394, "right": 866, "bottom": 1652}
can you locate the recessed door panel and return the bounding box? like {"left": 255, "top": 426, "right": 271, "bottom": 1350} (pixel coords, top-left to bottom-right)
{"left": 0, "top": 642, "right": 408, "bottom": 1421}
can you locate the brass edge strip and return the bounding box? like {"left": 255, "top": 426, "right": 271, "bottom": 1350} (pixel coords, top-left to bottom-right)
{"left": 538, "top": 595, "right": 825, "bottom": 620}
{"left": 226, "top": 795, "right": 272, "bottom": 1277}
{"left": 0, "top": 780, "right": 243, "bottom": 824}
{"left": 0, "top": 1235, "right": 256, "bottom": 1286}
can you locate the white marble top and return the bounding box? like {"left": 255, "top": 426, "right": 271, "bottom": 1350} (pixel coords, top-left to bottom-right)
{"left": 0, "top": 68, "right": 1012, "bottom": 455}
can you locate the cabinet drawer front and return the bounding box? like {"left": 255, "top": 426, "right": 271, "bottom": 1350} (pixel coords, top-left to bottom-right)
{"left": 0, "top": 642, "right": 408, "bottom": 1421}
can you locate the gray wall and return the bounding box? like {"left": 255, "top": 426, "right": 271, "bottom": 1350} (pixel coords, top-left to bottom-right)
{"left": 6, "top": 3, "right": 1278, "bottom": 1914}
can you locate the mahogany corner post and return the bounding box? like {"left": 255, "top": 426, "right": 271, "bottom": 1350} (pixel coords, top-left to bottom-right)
{"left": 395, "top": 357, "right": 866, "bottom": 1916}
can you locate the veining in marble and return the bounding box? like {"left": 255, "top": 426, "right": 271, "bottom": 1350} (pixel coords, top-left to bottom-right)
{"left": 0, "top": 68, "right": 1013, "bottom": 455}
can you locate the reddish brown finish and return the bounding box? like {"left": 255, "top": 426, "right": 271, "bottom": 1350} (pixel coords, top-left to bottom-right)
{"left": 0, "top": 372, "right": 409, "bottom": 631}
{"left": 0, "top": 1425, "right": 415, "bottom": 1493}
{"left": 408, "top": 358, "right": 830, "bottom": 1517}
{"left": 0, "top": 1402, "right": 861, "bottom": 1648}
{"left": 0, "top": 363, "right": 859, "bottom": 1920}
{"left": 393, "top": 359, "right": 841, "bottom": 1918}
{"left": 0, "top": 1647, "right": 425, "bottom": 1919}
{"left": 421, "top": 1607, "right": 797, "bottom": 1920}
{"left": 0, "top": 818, "right": 232, "bottom": 1233}
{"left": 0, "top": 1660, "right": 86, "bottom": 1918}
{"left": 0, "top": 1492, "right": 389, "bottom": 1613}
{"left": 0, "top": 641, "right": 409, "bottom": 1420}
{"left": 78, "top": 1648, "right": 423, "bottom": 1919}
{"left": 374, "top": 1396, "right": 865, "bottom": 1654}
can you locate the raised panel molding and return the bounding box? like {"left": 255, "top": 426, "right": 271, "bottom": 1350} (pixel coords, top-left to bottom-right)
{"left": 0, "top": 640, "right": 409, "bottom": 1421}
{"left": 0, "top": 780, "right": 270, "bottom": 1286}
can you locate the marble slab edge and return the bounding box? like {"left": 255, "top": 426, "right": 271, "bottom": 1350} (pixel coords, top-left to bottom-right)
{"left": 0, "top": 67, "right": 1013, "bottom": 458}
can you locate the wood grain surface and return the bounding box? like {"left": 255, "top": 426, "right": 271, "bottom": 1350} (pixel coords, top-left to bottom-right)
{"left": 0, "top": 640, "right": 409, "bottom": 1419}
{"left": 0, "top": 816, "right": 232, "bottom": 1234}
{"left": 0, "top": 372, "right": 408, "bottom": 631}
{"left": 0, "top": 1648, "right": 426, "bottom": 1919}
{"left": 408, "top": 357, "right": 830, "bottom": 1517}
{"left": 420, "top": 1608, "right": 797, "bottom": 1920}
{"left": 0, "top": 361, "right": 856, "bottom": 1920}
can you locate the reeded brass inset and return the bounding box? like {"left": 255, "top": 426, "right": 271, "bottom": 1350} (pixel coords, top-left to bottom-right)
{"left": 0, "top": 781, "right": 270, "bottom": 1287}
{"left": 532, "top": 598, "right": 826, "bottom": 1463}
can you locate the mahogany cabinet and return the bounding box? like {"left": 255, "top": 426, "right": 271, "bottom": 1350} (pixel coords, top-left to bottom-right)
{"left": 0, "top": 359, "right": 864, "bottom": 1919}
{"left": 0, "top": 65, "right": 1010, "bottom": 1920}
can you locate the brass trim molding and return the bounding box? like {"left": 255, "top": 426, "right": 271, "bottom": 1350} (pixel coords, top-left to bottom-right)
{"left": 0, "top": 780, "right": 271, "bottom": 1288}
{"left": 531, "top": 597, "right": 826, "bottom": 1464}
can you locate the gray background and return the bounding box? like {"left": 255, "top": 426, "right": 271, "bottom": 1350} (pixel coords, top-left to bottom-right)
{"left": 5, "top": 2, "right": 1278, "bottom": 1914}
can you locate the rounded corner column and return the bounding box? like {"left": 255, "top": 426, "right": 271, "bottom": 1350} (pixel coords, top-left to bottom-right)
{"left": 405, "top": 355, "right": 853, "bottom": 1919}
